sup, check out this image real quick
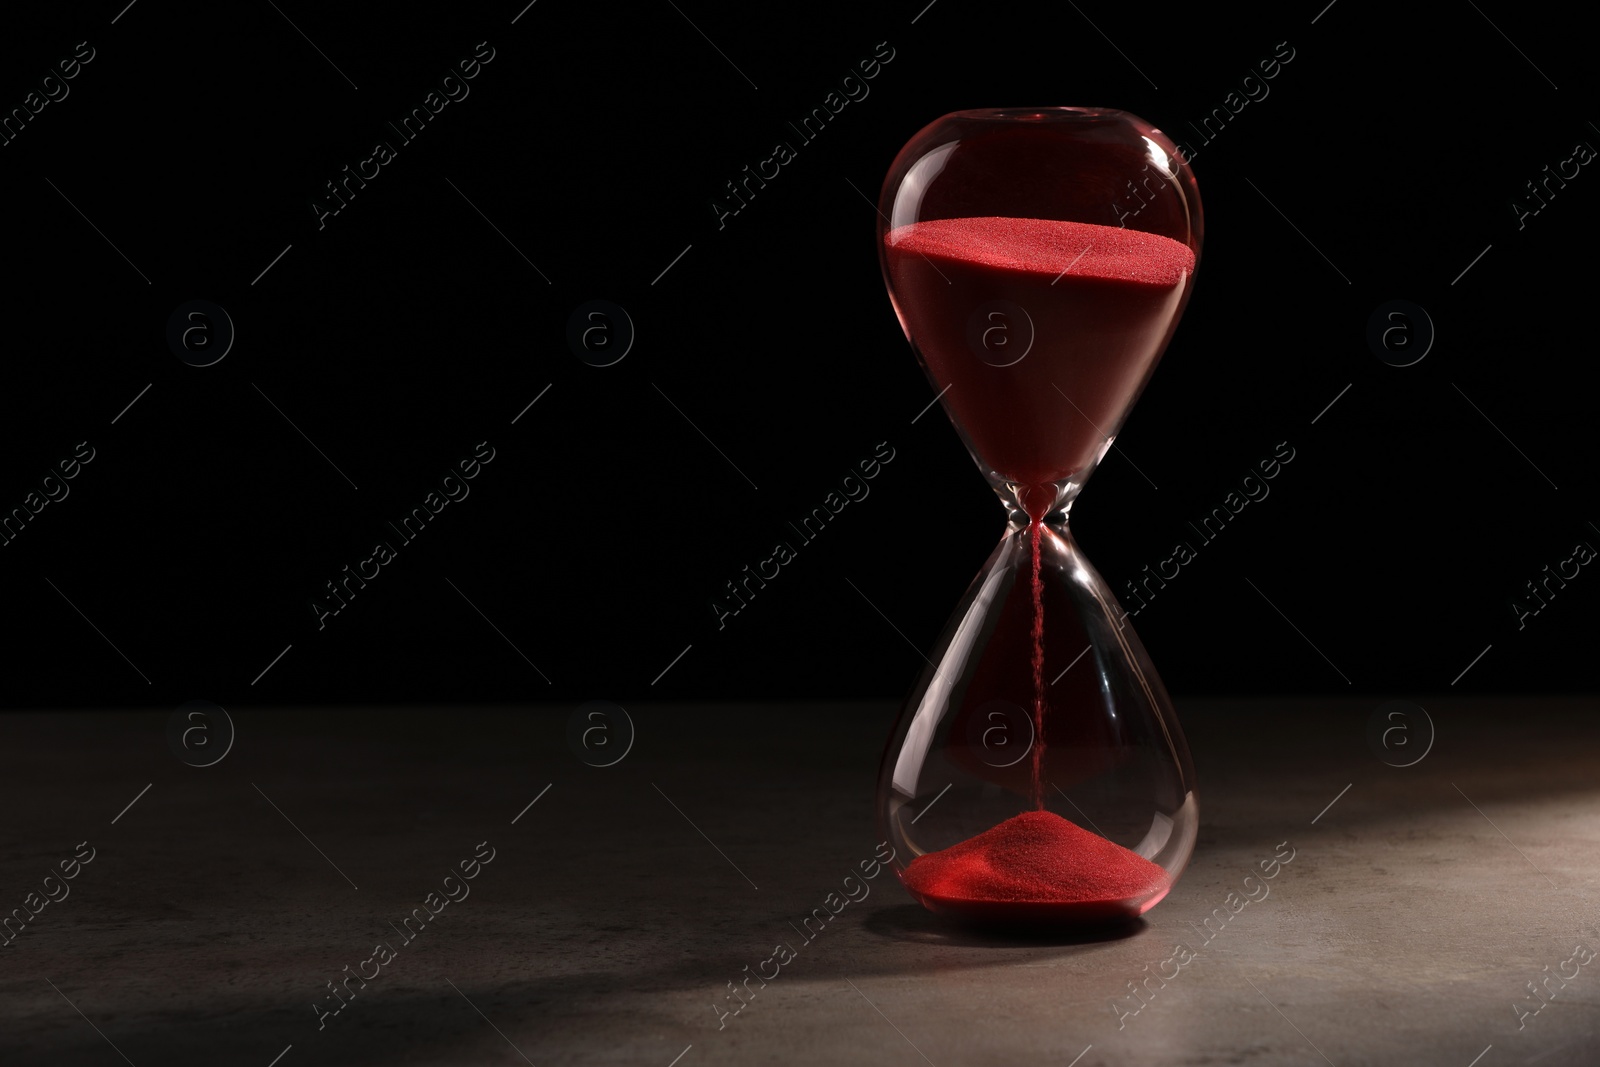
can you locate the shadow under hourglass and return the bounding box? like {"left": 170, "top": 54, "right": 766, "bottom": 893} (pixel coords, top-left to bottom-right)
{"left": 862, "top": 902, "right": 1148, "bottom": 948}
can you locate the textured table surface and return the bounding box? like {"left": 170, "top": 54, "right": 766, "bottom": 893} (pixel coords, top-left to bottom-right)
{"left": 3, "top": 698, "right": 1598, "bottom": 1066}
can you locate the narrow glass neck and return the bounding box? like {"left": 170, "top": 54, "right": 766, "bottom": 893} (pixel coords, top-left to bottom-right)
{"left": 997, "top": 477, "right": 1084, "bottom": 528}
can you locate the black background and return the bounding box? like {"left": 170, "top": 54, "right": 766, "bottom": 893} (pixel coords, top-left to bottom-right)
{"left": 1, "top": 0, "right": 1594, "bottom": 709}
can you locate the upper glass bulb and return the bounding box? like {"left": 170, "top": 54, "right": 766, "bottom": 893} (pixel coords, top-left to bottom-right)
{"left": 878, "top": 107, "right": 1202, "bottom": 519}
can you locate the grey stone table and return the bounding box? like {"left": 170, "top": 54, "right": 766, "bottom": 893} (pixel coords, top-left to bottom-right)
{"left": 2, "top": 698, "right": 1597, "bottom": 1066}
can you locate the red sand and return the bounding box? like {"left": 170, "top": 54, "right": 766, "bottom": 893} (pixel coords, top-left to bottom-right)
{"left": 888, "top": 216, "right": 1194, "bottom": 286}
{"left": 888, "top": 218, "right": 1187, "bottom": 921}
{"left": 900, "top": 810, "right": 1169, "bottom": 922}
{"left": 1027, "top": 519, "right": 1046, "bottom": 810}
{"left": 884, "top": 216, "right": 1194, "bottom": 488}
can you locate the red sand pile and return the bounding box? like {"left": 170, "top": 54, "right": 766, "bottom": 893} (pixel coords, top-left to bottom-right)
{"left": 885, "top": 215, "right": 1196, "bottom": 286}
{"left": 882, "top": 216, "right": 1194, "bottom": 487}
{"left": 901, "top": 810, "right": 1168, "bottom": 921}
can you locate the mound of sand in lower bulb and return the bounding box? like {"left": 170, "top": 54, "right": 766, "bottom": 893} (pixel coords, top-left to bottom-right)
{"left": 900, "top": 810, "right": 1168, "bottom": 920}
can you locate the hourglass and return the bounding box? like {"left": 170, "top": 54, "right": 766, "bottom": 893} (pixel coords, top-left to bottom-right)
{"left": 875, "top": 108, "right": 1201, "bottom": 925}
